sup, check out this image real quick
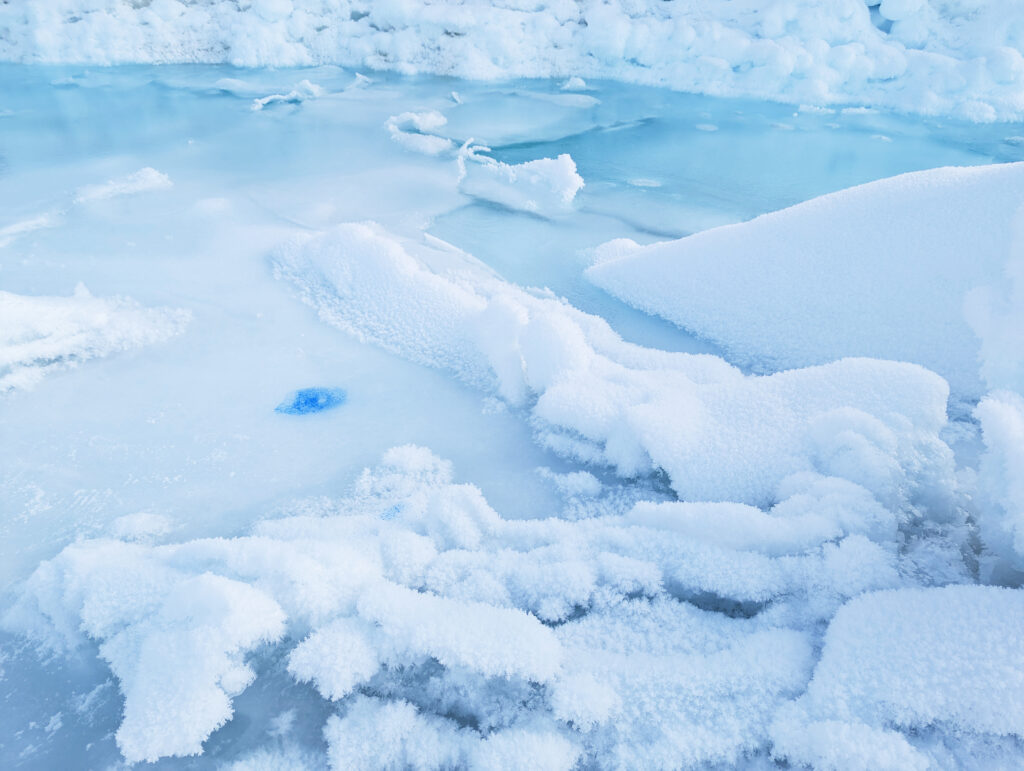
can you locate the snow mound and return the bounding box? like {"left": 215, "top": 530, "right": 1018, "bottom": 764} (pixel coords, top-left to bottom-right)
{"left": 8, "top": 442, "right": 972, "bottom": 765}
{"left": 0, "top": 284, "right": 190, "bottom": 393}
{"left": 5, "top": 1, "right": 1024, "bottom": 119}
{"left": 588, "top": 162, "right": 1024, "bottom": 402}
{"left": 274, "top": 222, "right": 956, "bottom": 509}
{"left": 772, "top": 585, "right": 1024, "bottom": 770}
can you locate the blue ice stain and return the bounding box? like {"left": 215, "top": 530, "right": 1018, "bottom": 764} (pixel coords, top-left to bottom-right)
{"left": 275, "top": 387, "right": 347, "bottom": 415}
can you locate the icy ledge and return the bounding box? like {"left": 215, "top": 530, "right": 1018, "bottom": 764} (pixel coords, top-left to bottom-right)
{"left": 7, "top": 445, "right": 1020, "bottom": 768}
{"left": 4, "top": 1, "right": 1024, "bottom": 120}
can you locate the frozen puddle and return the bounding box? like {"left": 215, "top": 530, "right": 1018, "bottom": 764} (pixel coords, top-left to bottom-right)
{"left": 1, "top": 65, "right": 1024, "bottom": 769}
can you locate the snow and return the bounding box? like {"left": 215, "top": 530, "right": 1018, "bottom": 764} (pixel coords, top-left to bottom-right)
{"left": 7, "top": 444, "right": 898, "bottom": 766}
{"left": 0, "top": 284, "right": 189, "bottom": 393}
{"left": 975, "top": 391, "right": 1024, "bottom": 581}
{"left": 6, "top": 1, "right": 1024, "bottom": 120}
{"left": 275, "top": 222, "right": 956, "bottom": 508}
{"left": 73, "top": 167, "right": 173, "bottom": 204}
{"left": 457, "top": 149, "right": 585, "bottom": 216}
{"left": 772, "top": 585, "right": 1024, "bottom": 770}
{"left": 588, "top": 162, "right": 1024, "bottom": 402}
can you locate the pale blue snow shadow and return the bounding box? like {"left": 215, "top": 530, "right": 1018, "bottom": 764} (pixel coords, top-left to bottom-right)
{"left": 275, "top": 387, "right": 347, "bottom": 415}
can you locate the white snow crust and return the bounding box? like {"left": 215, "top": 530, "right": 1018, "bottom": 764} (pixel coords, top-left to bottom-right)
{"left": 588, "top": 162, "right": 1024, "bottom": 402}
{"left": 4, "top": 1, "right": 1024, "bottom": 119}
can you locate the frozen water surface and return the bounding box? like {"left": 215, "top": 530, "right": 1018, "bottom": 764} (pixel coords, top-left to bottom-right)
{"left": 1, "top": 64, "right": 1023, "bottom": 769}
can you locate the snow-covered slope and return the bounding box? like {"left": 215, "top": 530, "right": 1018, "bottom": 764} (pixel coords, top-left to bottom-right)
{"left": 4, "top": 0, "right": 1024, "bottom": 119}
{"left": 587, "top": 162, "right": 1024, "bottom": 403}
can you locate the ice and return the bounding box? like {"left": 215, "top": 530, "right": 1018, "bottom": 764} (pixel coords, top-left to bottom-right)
{"left": 74, "top": 167, "right": 173, "bottom": 203}
{"left": 588, "top": 162, "right": 1024, "bottom": 402}
{"left": 6, "top": 1, "right": 1024, "bottom": 120}
{"left": 1, "top": 62, "right": 1022, "bottom": 769}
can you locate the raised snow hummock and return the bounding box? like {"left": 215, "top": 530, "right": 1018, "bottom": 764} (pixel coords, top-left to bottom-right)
{"left": 587, "top": 162, "right": 1024, "bottom": 402}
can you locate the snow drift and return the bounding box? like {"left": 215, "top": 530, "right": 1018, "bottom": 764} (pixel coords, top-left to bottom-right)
{"left": 587, "top": 162, "right": 1024, "bottom": 403}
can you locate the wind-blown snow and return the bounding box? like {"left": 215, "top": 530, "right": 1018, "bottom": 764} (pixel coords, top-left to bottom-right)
{"left": 5, "top": 1, "right": 1024, "bottom": 119}
{"left": 587, "top": 162, "right": 1024, "bottom": 403}
{"left": 0, "top": 284, "right": 190, "bottom": 393}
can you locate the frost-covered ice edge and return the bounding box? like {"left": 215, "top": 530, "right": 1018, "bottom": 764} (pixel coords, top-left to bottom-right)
{"left": 5, "top": 0, "right": 1024, "bottom": 120}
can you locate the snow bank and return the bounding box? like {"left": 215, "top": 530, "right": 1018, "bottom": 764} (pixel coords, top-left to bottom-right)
{"left": 772, "top": 585, "right": 1024, "bottom": 770}
{"left": 6, "top": 442, "right": 988, "bottom": 765}
{"left": 588, "top": 162, "right": 1024, "bottom": 401}
{"left": 5, "top": 1, "right": 1024, "bottom": 119}
{"left": 9, "top": 443, "right": 950, "bottom": 766}
{"left": 274, "top": 222, "right": 956, "bottom": 510}
{"left": 0, "top": 284, "right": 190, "bottom": 393}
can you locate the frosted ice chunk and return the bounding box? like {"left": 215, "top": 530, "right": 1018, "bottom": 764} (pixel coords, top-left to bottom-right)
{"left": 458, "top": 148, "right": 584, "bottom": 216}
{"left": 251, "top": 80, "right": 323, "bottom": 111}
{"left": 386, "top": 111, "right": 455, "bottom": 156}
